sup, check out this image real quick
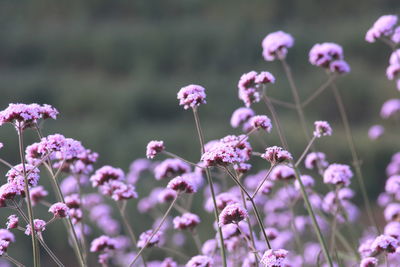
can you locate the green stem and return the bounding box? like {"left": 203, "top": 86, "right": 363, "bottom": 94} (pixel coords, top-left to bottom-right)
{"left": 331, "top": 82, "right": 380, "bottom": 233}
{"left": 192, "top": 108, "right": 227, "bottom": 267}
{"left": 129, "top": 196, "right": 179, "bottom": 266}
{"left": 251, "top": 164, "right": 275, "bottom": 199}
{"left": 17, "top": 125, "right": 39, "bottom": 267}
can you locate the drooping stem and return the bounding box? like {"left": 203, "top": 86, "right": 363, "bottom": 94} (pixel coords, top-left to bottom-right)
{"left": 251, "top": 164, "right": 276, "bottom": 199}
{"left": 192, "top": 108, "right": 227, "bottom": 267}
{"left": 17, "top": 125, "right": 39, "bottom": 267}
{"left": 129, "top": 195, "right": 179, "bottom": 266}
{"left": 223, "top": 167, "right": 271, "bottom": 249}
{"left": 331, "top": 82, "right": 380, "bottom": 233}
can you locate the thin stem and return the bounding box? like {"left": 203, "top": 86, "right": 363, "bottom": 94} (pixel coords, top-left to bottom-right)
{"left": 192, "top": 108, "right": 227, "bottom": 267}
{"left": 251, "top": 164, "right": 275, "bottom": 199}
{"left": 329, "top": 188, "right": 340, "bottom": 253}
{"left": 268, "top": 97, "right": 296, "bottom": 109}
{"left": 331, "top": 82, "right": 380, "bottom": 233}
{"left": 162, "top": 151, "right": 203, "bottom": 169}
{"left": 129, "top": 195, "right": 179, "bottom": 266}
{"left": 224, "top": 167, "right": 271, "bottom": 249}
{"left": 191, "top": 229, "right": 203, "bottom": 253}
{"left": 3, "top": 254, "right": 26, "bottom": 267}
{"left": 17, "top": 126, "right": 39, "bottom": 267}
{"left": 302, "top": 76, "right": 336, "bottom": 108}
{"left": 236, "top": 224, "right": 261, "bottom": 261}
{"left": 0, "top": 158, "right": 15, "bottom": 169}
{"left": 295, "top": 136, "right": 317, "bottom": 167}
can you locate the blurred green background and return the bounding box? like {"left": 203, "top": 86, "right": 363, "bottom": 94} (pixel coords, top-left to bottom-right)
{"left": 0, "top": 0, "right": 399, "bottom": 266}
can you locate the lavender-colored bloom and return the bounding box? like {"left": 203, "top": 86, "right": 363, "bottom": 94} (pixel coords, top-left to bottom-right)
{"left": 370, "top": 234, "right": 398, "bottom": 254}
{"left": 202, "top": 239, "right": 217, "bottom": 255}
{"left": 386, "top": 63, "right": 400, "bottom": 80}
{"left": 262, "top": 31, "right": 294, "bottom": 61}
{"left": 218, "top": 203, "right": 248, "bottom": 226}
{"left": 368, "top": 125, "right": 384, "bottom": 140}
{"left": 261, "top": 146, "right": 292, "bottom": 164}
{"left": 294, "top": 175, "right": 315, "bottom": 190}
{"left": 309, "top": 43, "right": 344, "bottom": 67}
{"left": 177, "top": 84, "right": 207, "bottom": 110}
{"left": 230, "top": 107, "right": 255, "bottom": 129}
{"left": 270, "top": 165, "right": 295, "bottom": 181}
{"left": 0, "top": 183, "right": 19, "bottom": 201}
{"left": 323, "top": 163, "right": 353, "bottom": 186}
{"left": 359, "top": 238, "right": 374, "bottom": 258}
{"left": 25, "top": 219, "right": 46, "bottom": 236}
{"left": 154, "top": 158, "right": 191, "bottom": 180}
{"left": 260, "top": 249, "right": 289, "bottom": 267}
{"left": 201, "top": 142, "right": 241, "bottom": 167}
{"left": 360, "top": 257, "right": 378, "bottom": 267}
{"left": 0, "top": 103, "right": 58, "bottom": 129}
{"left": 90, "top": 235, "right": 116, "bottom": 252}
{"left": 127, "top": 158, "right": 151, "bottom": 184}
{"left": 167, "top": 176, "right": 196, "bottom": 194}
{"left": 384, "top": 221, "right": 400, "bottom": 239}
{"left": 49, "top": 202, "right": 70, "bottom": 218}
{"left": 238, "top": 71, "right": 261, "bottom": 107}
{"left": 97, "top": 217, "right": 120, "bottom": 236}
{"left": 380, "top": 99, "right": 400, "bottom": 119}
{"left": 0, "top": 229, "right": 15, "bottom": 242}
{"left": 65, "top": 194, "right": 81, "bottom": 208}
{"left": 90, "top": 165, "right": 125, "bottom": 187}
{"left": 137, "top": 230, "right": 163, "bottom": 248}
{"left": 305, "top": 152, "right": 328, "bottom": 170}
{"left": 173, "top": 213, "right": 200, "bottom": 230}
{"left": 385, "top": 175, "right": 400, "bottom": 195}
{"left": 377, "top": 192, "right": 392, "bottom": 207}
{"left": 208, "top": 192, "right": 239, "bottom": 211}
{"left": 29, "top": 186, "right": 48, "bottom": 206}
{"left": 249, "top": 115, "right": 272, "bottom": 132}
{"left": 365, "top": 15, "right": 398, "bottom": 43}
{"left": 146, "top": 140, "right": 165, "bottom": 159}
{"left": 392, "top": 26, "right": 400, "bottom": 43}
{"left": 6, "top": 215, "right": 18, "bottom": 230}
{"left": 330, "top": 60, "right": 351, "bottom": 74}
{"left": 157, "top": 188, "right": 177, "bottom": 203}
{"left": 390, "top": 49, "right": 400, "bottom": 66}
{"left": 255, "top": 71, "right": 276, "bottom": 85}
{"left": 313, "top": 121, "right": 332, "bottom": 138}
{"left": 6, "top": 163, "right": 40, "bottom": 191}
{"left": 0, "top": 240, "right": 10, "bottom": 256}
{"left": 160, "top": 258, "right": 178, "bottom": 267}
{"left": 384, "top": 203, "right": 400, "bottom": 221}
{"left": 186, "top": 255, "right": 213, "bottom": 267}
{"left": 265, "top": 227, "right": 279, "bottom": 240}
{"left": 99, "top": 180, "right": 138, "bottom": 201}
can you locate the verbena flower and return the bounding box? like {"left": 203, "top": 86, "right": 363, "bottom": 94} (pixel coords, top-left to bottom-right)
{"left": 368, "top": 125, "right": 384, "bottom": 140}
{"left": 99, "top": 180, "right": 138, "bottom": 201}
{"left": 146, "top": 140, "right": 165, "bottom": 159}
{"left": 90, "top": 165, "right": 125, "bottom": 187}
{"left": 313, "top": 121, "right": 332, "bottom": 138}
{"left": 154, "top": 158, "right": 191, "bottom": 180}
{"left": 380, "top": 99, "right": 400, "bottom": 119}
{"left": 384, "top": 221, "right": 400, "bottom": 239}
{"left": 238, "top": 71, "right": 261, "bottom": 107}
{"left": 261, "top": 146, "right": 292, "bottom": 164}
{"left": 186, "top": 255, "right": 213, "bottom": 267}
{"left": 218, "top": 203, "right": 248, "bottom": 226}
{"left": 384, "top": 203, "right": 400, "bottom": 221}
{"left": 0, "top": 229, "right": 15, "bottom": 242}
{"left": 309, "top": 43, "right": 350, "bottom": 74}
{"left": 230, "top": 107, "right": 255, "bottom": 129}
{"left": 7, "top": 163, "right": 40, "bottom": 190}
{"left": 29, "top": 186, "right": 48, "bottom": 206}
{"left": 6, "top": 215, "right": 18, "bottom": 229}
{"left": 365, "top": 15, "right": 398, "bottom": 43}
{"left": 262, "top": 31, "right": 294, "bottom": 61}
{"left": 260, "top": 249, "right": 289, "bottom": 267}
{"left": 137, "top": 230, "right": 163, "bottom": 248}
{"left": 294, "top": 175, "right": 315, "bottom": 190}
{"left": 49, "top": 202, "right": 70, "bottom": 218}
{"left": 90, "top": 235, "right": 117, "bottom": 252}
{"left": 270, "top": 165, "right": 295, "bottom": 181}
{"left": 167, "top": 176, "right": 197, "bottom": 194}
{"left": 323, "top": 163, "right": 353, "bottom": 187}
{"left": 249, "top": 115, "right": 272, "bottom": 132}
{"left": 370, "top": 234, "right": 398, "bottom": 254}
{"left": 305, "top": 152, "right": 328, "bottom": 170}
{"left": 25, "top": 219, "right": 46, "bottom": 236}
{"left": 177, "top": 84, "right": 207, "bottom": 110}
{"left": 173, "top": 213, "right": 200, "bottom": 230}
{"left": 360, "top": 257, "right": 378, "bottom": 267}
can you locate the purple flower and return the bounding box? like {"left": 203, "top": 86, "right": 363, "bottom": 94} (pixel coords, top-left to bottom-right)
{"left": 261, "top": 146, "right": 292, "bottom": 164}
{"left": 368, "top": 125, "right": 384, "bottom": 140}
{"left": 386, "top": 63, "right": 400, "bottom": 80}
{"left": 249, "top": 115, "right": 272, "bottom": 132}
{"left": 384, "top": 203, "right": 400, "bottom": 221}
{"left": 390, "top": 49, "right": 400, "bottom": 66}
{"left": 238, "top": 71, "right": 261, "bottom": 107}
{"left": 370, "top": 234, "right": 398, "bottom": 254}
{"left": 218, "top": 203, "right": 248, "bottom": 226}
{"left": 146, "top": 140, "right": 165, "bottom": 159}
{"left": 260, "top": 249, "right": 289, "bottom": 267}
{"left": 385, "top": 175, "right": 400, "bottom": 195}
{"left": 99, "top": 180, "right": 138, "bottom": 201}
{"left": 154, "top": 158, "right": 191, "bottom": 180}
{"left": 392, "top": 27, "right": 400, "bottom": 43}
{"left": 0, "top": 183, "right": 19, "bottom": 200}
{"left": 365, "top": 15, "right": 398, "bottom": 43}
{"left": 323, "top": 163, "right": 353, "bottom": 187}
{"left": 201, "top": 239, "right": 217, "bottom": 255}
{"left": 137, "top": 230, "right": 163, "bottom": 248}
{"left": 270, "top": 165, "right": 295, "bottom": 181}
{"left": 90, "top": 165, "right": 125, "bottom": 187}
{"left": 90, "top": 235, "right": 117, "bottom": 252}
{"left": 0, "top": 240, "right": 10, "bottom": 256}
{"left": 25, "top": 219, "right": 46, "bottom": 236}
{"left": 157, "top": 188, "right": 177, "bottom": 203}
{"left": 177, "top": 84, "right": 206, "bottom": 110}
{"left": 167, "top": 176, "right": 196, "bottom": 194}
{"left": 262, "top": 31, "right": 294, "bottom": 61}
{"left": 380, "top": 99, "right": 400, "bottom": 119}
{"left": 384, "top": 221, "right": 400, "bottom": 239}
{"left": 6, "top": 215, "right": 18, "bottom": 229}
{"left": 0, "top": 229, "right": 15, "bottom": 242}
{"left": 49, "top": 202, "right": 70, "bottom": 218}
{"left": 294, "top": 175, "right": 315, "bottom": 190}
{"left": 127, "top": 158, "right": 151, "bottom": 184}
{"left": 186, "top": 255, "right": 213, "bottom": 267}
{"left": 313, "top": 121, "right": 332, "bottom": 138}
{"left": 255, "top": 71, "right": 276, "bottom": 84}
{"left": 329, "top": 60, "right": 351, "bottom": 74}
{"left": 30, "top": 186, "right": 48, "bottom": 206}
{"left": 201, "top": 142, "right": 241, "bottom": 167}
{"left": 230, "top": 107, "right": 255, "bottom": 129}
{"left": 309, "top": 43, "right": 344, "bottom": 67}
{"left": 205, "top": 192, "right": 239, "bottom": 212}
{"left": 6, "top": 163, "right": 40, "bottom": 190}
{"left": 305, "top": 152, "right": 328, "bottom": 170}
{"left": 173, "top": 213, "right": 200, "bottom": 230}
{"left": 360, "top": 257, "right": 378, "bottom": 267}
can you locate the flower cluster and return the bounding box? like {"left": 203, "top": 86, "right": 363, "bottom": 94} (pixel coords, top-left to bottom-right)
{"left": 238, "top": 71, "right": 275, "bottom": 107}
{"left": 309, "top": 42, "right": 350, "bottom": 74}
{"left": 262, "top": 31, "right": 294, "bottom": 61}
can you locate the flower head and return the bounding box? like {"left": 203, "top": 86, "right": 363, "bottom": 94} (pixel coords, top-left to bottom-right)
{"left": 262, "top": 31, "right": 294, "bottom": 61}
{"left": 230, "top": 107, "right": 255, "bottom": 129}
{"left": 90, "top": 165, "right": 125, "bottom": 187}
{"left": 6, "top": 215, "right": 18, "bottom": 229}
{"left": 90, "top": 235, "right": 117, "bottom": 252}
{"left": 370, "top": 234, "right": 398, "bottom": 254}
{"left": 260, "top": 249, "right": 289, "bottom": 267}
{"left": 360, "top": 257, "right": 378, "bottom": 267}
{"left": 305, "top": 152, "right": 328, "bottom": 170}
{"left": 261, "top": 146, "right": 292, "bottom": 164}
{"left": 219, "top": 203, "right": 248, "bottom": 226}
{"left": 249, "top": 115, "right": 272, "bottom": 132}
{"left": 173, "top": 213, "right": 201, "bottom": 230}
{"left": 177, "top": 84, "right": 206, "bottom": 110}
{"left": 238, "top": 71, "right": 260, "bottom": 107}
{"left": 137, "top": 230, "right": 163, "bottom": 248}
{"left": 368, "top": 125, "right": 384, "bottom": 140}
{"left": 146, "top": 140, "right": 165, "bottom": 159}
{"left": 313, "top": 121, "right": 332, "bottom": 138}
{"left": 366, "top": 15, "right": 398, "bottom": 43}
{"left": 154, "top": 159, "right": 191, "bottom": 180}
{"left": 25, "top": 219, "right": 46, "bottom": 236}
{"left": 167, "top": 176, "right": 196, "bottom": 194}
{"left": 323, "top": 163, "right": 353, "bottom": 187}
{"left": 99, "top": 180, "right": 138, "bottom": 201}
{"left": 49, "top": 202, "right": 70, "bottom": 218}
{"left": 30, "top": 186, "right": 48, "bottom": 205}
{"left": 186, "top": 255, "right": 213, "bottom": 267}
{"left": 380, "top": 99, "right": 400, "bottom": 119}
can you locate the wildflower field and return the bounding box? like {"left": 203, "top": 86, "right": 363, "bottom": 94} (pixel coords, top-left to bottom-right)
{"left": 0, "top": 1, "right": 400, "bottom": 267}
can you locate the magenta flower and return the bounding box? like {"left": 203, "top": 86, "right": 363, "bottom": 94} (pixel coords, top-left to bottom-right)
{"left": 249, "top": 115, "right": 272, "bottom": 132}
{"left": 365, "top": 15, "right": 398, "bottom": 43}
{"left": 154, "top": 159, "right": 191, "bottom": 180}
{"left": 384, "top": 221, "right": 400, "bottom": 239}
{"left": 360, "top": 257, "right": 378, "bottom": 267}
{"left": 384, "top": 203, "right": 400, "bottom": 221}
{"left": 323, "top": 163, "right": 353, "bottom": 187}
{"left": 305, "top": 152, "right": 328, "bottom": 170}
{"left": 230, "top": 107, "right": 255, "bottom": 129}
{"left": 6, "top": 163, "right": 40, "bottom": 190}
{"left": 177, "top": 84, "right": 207, "bottom": 110}
{"left": 255, "top": 71, "right": 276, "bottom": 84}
{"left": 262, "top": 31, "right": 294, "bottom": 61}
{"left": 313, "top": 121, "right": 332, "bottom": 138}
{"left": 6, "top": 215, "right": 18, "bottom": 230}
{"left": 167, "top": 176, "right": 196, "bottom": 194}
{"left": 270, "top": 165, "right": 295, "bottom": 181}
{"left": 0, "top": 239, "right": 10, "bottom": 256}
{"left": 201, "top": 142, "right": 241, "bottom": 167}
{"left": 0, "top": 229, "right": 15, "bottom": 242}
{"left": 329, "top": 60, "right": 351, "bottom": 74}
{"left": 309, "top": 43, "right": 343, "bottom": 67}
{"left": 137, "top": 230, "right": 163, "bottom": 248}
{"left": 380, "top": 99, "right": 400, "bottom": 119}
{"left": 370, "top": 234, "right": 398, "bottom": 254}
{"left": 368, "top": 125, "right": 384, "bottom": 140}
{"left": 0, "top": 183, "right": 19, "bottom": 200}
{"left": 90, "top": 235, "right": 117, "bottom": 252}
{"left": 260, "top": 249, "right": 289, "bottom": 267}
{"left": 146, "top": 140, "right": 165, "bottom": 159}
{"left": 238, "top": 71, "right": 261, "bottom": 107}
{"left": 218, "top": 203, "right": 248, "bottom": 226}
{"left": 261, "top": 146, "right": 292, "bottom": 164}
{"left": 25, "top": 219, "right": 46, "bottom": 236}
{"left": 173, "top": 213, "right": 200, "bottom": 230}
{"left": 29, "top": 186, "right": 48, "bottom": 206}
{"left": 49, "top": 202, "right": 70, "bottom": 218}
{"left": 99, "top": 180, "right": 138, "bottom": 201}
{"left": 186, "top": 255, "right": 213, "bottom": 267}
{"left": 90, "top": 165, "right": 125, "bottom": 187}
